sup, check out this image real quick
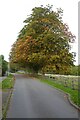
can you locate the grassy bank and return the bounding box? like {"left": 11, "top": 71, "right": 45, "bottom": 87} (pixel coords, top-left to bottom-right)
{"left": 2, "top": 74, "right": 15, "bottom": 119}
{"left": 0, "top": 82, "right": 1, "bottom": 88}
{"left": 36, "top": 75, "right": 79, "bottom": 107}
{"left": 2, "top": 74, "right": 15, "bottom": 89}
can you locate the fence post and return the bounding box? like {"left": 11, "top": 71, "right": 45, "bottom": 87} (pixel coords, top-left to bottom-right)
{"left": 64, "top": 77, "right": 68, "bottom": 87}
{"left": 72, "top": 80, "right": 75, "bottom": 90}
{"left": 64, "top": 80, "right": 67, "bottom": 87}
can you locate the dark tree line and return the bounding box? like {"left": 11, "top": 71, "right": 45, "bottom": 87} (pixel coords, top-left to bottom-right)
{"left": 0, "top": 55, "right": 8, "bottom": 76}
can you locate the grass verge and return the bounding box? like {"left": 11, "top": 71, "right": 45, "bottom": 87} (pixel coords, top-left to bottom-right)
{"left": 0, "top": 82, "right": 1, "bottom": 88}
{"left": 2, "top": 74, "right": 15, "bottom": 119}
{"left": 35, "top": 75, "right": 80, "bottom": 108}
{"left": 2, "top": 74, "right": 14, "bottom": 89}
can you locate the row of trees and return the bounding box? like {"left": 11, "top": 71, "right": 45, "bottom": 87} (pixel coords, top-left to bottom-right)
{"left": 10, "top": 5, "right": 76, "bottom": 75}
{"left": 0, "top": 55, "right": 8, "bottom": 76}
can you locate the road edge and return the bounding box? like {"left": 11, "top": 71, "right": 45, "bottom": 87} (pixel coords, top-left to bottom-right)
{"left": 35, "top": 76, "right": 80, "bottom": 111}
{"left": 2, "top": 75, "right": 15, "bottom": 119}
{"left": 46, "top": 83, "right": 80, "bottom": 111}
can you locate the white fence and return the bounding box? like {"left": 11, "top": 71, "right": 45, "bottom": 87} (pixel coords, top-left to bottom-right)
{"left": 44, "top": 74, "right": 80, "bottom": 90}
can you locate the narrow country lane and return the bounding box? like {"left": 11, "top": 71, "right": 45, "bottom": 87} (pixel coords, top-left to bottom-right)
{"left": 7, "top": 74, "right": 79, "bottom": 118}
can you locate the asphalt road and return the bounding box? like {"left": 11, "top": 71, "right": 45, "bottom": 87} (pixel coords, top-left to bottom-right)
{"left": 7, "top": 74, "right": 79, "bottom": 118}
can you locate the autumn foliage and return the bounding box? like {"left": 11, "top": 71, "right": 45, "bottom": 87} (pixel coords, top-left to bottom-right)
{"left": 10, "top": 5, "right": 75, "bottom": 74}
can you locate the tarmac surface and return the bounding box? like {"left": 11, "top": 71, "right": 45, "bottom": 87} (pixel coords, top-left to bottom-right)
{"left": 7, "top": 74, "right": 79, "bottom": 118}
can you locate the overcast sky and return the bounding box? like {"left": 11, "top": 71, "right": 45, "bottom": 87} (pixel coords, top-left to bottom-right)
{"left": 0, "top": 0, "right": 79, "bottom": 65}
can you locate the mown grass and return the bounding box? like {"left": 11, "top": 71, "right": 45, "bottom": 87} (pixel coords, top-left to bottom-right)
{"left": 2, "top": 74, "right": 14, "bottom": 89}
{"left": 36, "top": 75, "right": 80, "bottom": 107}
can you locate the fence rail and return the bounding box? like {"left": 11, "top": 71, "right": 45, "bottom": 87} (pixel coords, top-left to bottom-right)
{"left": 43, "top": 74, "right": 80, "bottom": 90}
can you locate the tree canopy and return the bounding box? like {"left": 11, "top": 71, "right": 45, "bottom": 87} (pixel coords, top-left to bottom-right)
{"left": 10, "top": 5, "right": 75, "bottom": 74}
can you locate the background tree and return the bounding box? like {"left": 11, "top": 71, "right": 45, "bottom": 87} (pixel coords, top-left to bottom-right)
{"left": 10, "top": 5, "right": 75, "bottom": 74}
{"left": 69, "top": 65, "right": 80, "bottom": 76}
{"left": 0, "top": 55, "right": 8, "bottom": 76}
{"left": 0, "top": 55, "right": 2, "bottom": 76}
{"left": 9, "top": 62, "right": 18, "bottom": 73}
